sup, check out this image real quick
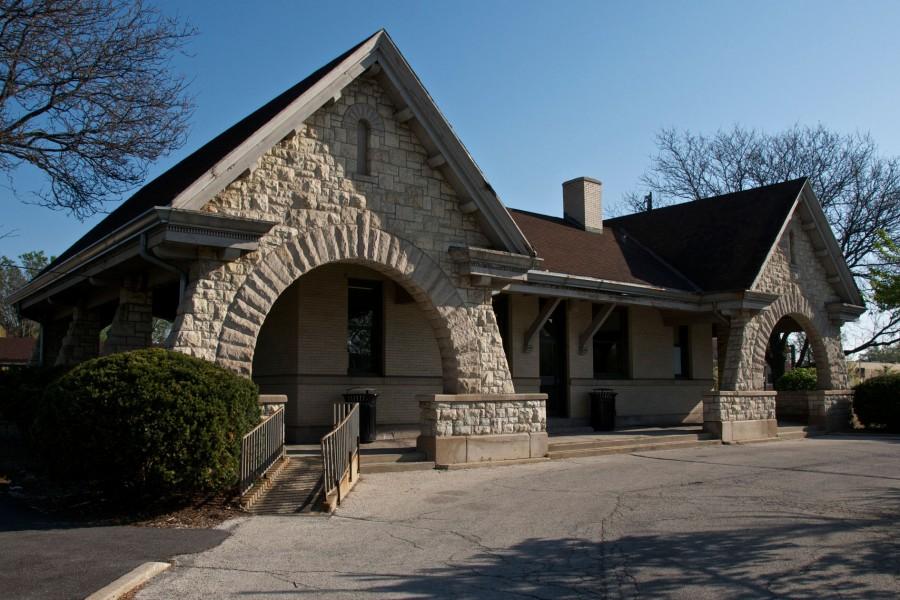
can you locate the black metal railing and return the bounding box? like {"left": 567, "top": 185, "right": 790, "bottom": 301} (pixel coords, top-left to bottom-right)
{"left": 239, "top": 406, "right": 285, "bottom": 496}
{"left": 321, "top": 402, "right": 359, "bottom": 506}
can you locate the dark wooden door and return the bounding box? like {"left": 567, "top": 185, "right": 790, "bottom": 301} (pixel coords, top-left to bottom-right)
{"left": 539, "top": 302, "right": 567, "bottom": 418}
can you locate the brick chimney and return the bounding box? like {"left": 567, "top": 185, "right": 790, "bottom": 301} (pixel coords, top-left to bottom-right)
{"left": 562, "top": 176, "right": 603, "bottom": 232}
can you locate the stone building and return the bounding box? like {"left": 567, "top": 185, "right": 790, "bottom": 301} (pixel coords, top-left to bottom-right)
{"left": 9, "top": 31, "right": 864, "bottom": 464}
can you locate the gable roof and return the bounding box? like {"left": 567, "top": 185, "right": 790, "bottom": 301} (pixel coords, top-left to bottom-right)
{"left": 511, "top": 177, "right": 863, "bottom": 307}
{"left": 605, "top": 178, "right": 807, "bottom": 292}
{"left": 43, "top": 30, "right": 534, "bottom": 276}
{"left": 510, "top": 209, "right": 698, "bottom": 291}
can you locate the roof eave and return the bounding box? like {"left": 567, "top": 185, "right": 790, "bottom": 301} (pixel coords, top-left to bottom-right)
{"left": 8, "top": 208, "right": 276, "bottom": 309}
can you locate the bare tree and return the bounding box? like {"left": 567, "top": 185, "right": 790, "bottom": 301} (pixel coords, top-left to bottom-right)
{"left": 1, "top": 250, "right": 49, "bottom": 336}
{"left": 628, "top": 125, "right": 900, "bottom": 354}
{"left": 0, "top": 0, "right": 195, "bottom": 218}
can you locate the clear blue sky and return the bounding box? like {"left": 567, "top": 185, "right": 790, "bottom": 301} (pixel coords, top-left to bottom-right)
{"left": 3, "top": 0, "right": 900, "bottom": 260}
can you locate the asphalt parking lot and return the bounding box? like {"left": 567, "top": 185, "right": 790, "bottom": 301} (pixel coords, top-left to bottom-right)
{"left": 137, "top": 434, "right": 900, "bottom": 599}
{"left": 0, "top": 496, "right": 229, "bottom": 600}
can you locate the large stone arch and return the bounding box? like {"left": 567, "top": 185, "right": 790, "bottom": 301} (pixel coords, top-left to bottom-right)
{"left": 212, "top": 223, "right": 507, "bottom": 394}
{"left": 731, "top": 287, "right": 847, "bottom": 391}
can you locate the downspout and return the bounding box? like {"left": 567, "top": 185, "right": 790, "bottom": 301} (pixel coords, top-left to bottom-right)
{"left": 138, "top": 233, "right": 188, "bottom": 300}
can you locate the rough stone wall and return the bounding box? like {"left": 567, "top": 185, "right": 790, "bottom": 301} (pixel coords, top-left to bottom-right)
{"left": 721, "top": 215, "right": 849, "bottom": 391}
{"left": 103, "top": 288, "right": 153, "bottom": 355}
{"left": 809, "top": 390, "right": 853, "bottom": 431}
{"left": 420, "top": 395, "right": 547, "bottom": 437}
{"left": 703, "top": 391, "right": 776, "bottom": 422}
{"left": 775, "top": 391, "right": 812, "bottom": 422}
{"left": 168, "top": 76, "right": 514, "bottom": 394}
{"left": 55, "top": 307, "right": 101, "bottom": 366}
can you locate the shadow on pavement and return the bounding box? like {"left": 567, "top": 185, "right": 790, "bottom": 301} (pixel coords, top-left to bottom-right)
{"left": 343, "top": 491, "right": 900, "bottom": 598}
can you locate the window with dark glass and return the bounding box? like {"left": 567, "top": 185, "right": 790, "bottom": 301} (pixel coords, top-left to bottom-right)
{"left": 492, "top": 293, "right": 511, "bottom": 365}
{"left": 356, "top": 120, "right": 370, "bottom": 175}
{"left": 674, "top": 325, "right": 691, "bottom": 379}
{"left": 593, "top": 306, "right": 629, "bottom": 379}
{"left": 347, "top": 279, "right": 383, "bottom": 375}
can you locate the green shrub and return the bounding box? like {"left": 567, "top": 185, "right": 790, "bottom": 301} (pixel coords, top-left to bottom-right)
{"left": 774, "top": 367, "right": 818, "bottom": 391}
{"left": 0, "top": 365, "right": 70, "bottom": 434}
{"left": 34, "top": 348, "right": 259, "bottom": 501}
{"left": 853, "top": 373, "right": 900, "bottom": 431}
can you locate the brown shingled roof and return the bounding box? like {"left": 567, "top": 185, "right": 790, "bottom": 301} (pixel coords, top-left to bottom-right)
{"left": 511, "top": 178, "right": 806, "bottom": 293}
{"left": 509, "top": 209, "right": 699, "bottom": 291}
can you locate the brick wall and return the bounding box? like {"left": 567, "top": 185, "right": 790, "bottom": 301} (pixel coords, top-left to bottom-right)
{"left": 252, "top": 263, "right": 443, "bottom": 439}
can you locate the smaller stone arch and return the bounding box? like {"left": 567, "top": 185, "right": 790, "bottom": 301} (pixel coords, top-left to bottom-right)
{"left": 342, "top": 103, "right": 384, "bottom": 132}
{"left": 744, "top": 288, "right": 847, "bottom": 390}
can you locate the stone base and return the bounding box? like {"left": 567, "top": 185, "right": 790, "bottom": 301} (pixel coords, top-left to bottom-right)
{"left": 808, "top": 390, "right": 853, "bottom": 432}
{"left": 418, "top": 432, "right": 549, "bottom": 466}
{"left": 705, "top": 418, "right": 778, "bottom": 443}
{"left": 703, "top": 390, "right": 777, "bottom": 443}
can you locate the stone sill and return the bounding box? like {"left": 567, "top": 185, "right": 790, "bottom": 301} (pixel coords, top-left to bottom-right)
{"left": 352, "top": 173, "right": 379, "bottom": 185}
{"left": 571, "top": 378, "right": 715, "bottom": 387}
{"left": 703, "top": 391, "right": 777, "bottom": 397}
{"left": 258, "top": 394, "right": 288, "bottom": 405}
{"left": 418, "top": 393, "right": 548, "bottom": 404}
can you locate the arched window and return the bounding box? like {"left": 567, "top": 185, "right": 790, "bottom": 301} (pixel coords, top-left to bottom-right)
{"left": 789, "top": 229, "right": 798, "bottom": 265}
{"left": 356, "top": 119, "right": 370, "bottom": 175}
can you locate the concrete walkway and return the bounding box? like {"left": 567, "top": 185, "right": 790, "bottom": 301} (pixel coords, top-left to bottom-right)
{"left": 138, "top": 435, "right": 900, "bottom": 599}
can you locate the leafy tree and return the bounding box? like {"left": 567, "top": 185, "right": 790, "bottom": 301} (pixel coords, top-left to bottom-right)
{"left": 0, "top": 0, "right": 195, "bottom": 219}
{"left": 0, "top": 250, "right": 49, "bottom": 336}
{"left": 860, "top": 344, "right": 900, "bottom": 363}
{"left": 628, "top": 125, "right": 900, "bottom": 354}
{"left": 870, "top": 230, "right": 900, "bottom": 308}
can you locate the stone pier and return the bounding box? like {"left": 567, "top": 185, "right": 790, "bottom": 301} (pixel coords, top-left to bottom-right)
{"left": 417, "top": 393, "right": 548, "bottom": 466}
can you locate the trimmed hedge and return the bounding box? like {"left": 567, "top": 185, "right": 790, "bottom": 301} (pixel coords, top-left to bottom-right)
{"left": 34, "top": 348, "right": 259, "bottom": 501}
{"left": 853, "top": 373, "right": 900, "bottom": 431}
{"left": 774, "top": 367, "right": 817, "bottom": 391}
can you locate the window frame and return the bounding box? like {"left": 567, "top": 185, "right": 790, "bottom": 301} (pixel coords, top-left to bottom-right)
{"left": 356, "top": 119, "right": 371, "bottom": 176}
{"left": 347, "top": 278, "right": 384, "bottom": 376}
{"left": 592, "top": 305, "right": 630, "bottom": 380}
{"left": 674, "top": 324, "right": 691, "bottom": 380}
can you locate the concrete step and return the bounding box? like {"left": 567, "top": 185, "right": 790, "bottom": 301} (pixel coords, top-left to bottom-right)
{"left": 548, "top": 438, "right": 721, "bottom": 460}
{"left": 777, "top": 426, "right": 819, "bottom": 441}
{"left": 549, "top": 433, "right": 716, "bottom": 453}
{"left": 360, "top": 448, "right": 427, "bottom": 464}
{"left": 363, "top": 460, "right": 436, "bottom": 474}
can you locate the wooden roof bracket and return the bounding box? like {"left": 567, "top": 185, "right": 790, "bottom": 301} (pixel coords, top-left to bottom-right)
{"left": 523, "top": 298, "right": 561, "bottom": 353}
{"left": 578, "top": 303, "right": 616, "bottom": 355}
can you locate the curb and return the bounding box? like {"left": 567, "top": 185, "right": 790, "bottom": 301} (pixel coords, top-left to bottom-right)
{"left": 84, "top": 561, "right": 170, "bottom": 600}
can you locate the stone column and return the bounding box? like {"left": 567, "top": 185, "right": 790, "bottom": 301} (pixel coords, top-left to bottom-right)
{"left": 55, "top": 307, "right": 102, "bottom": 366}
{"left": 703, "top": 390, "right": 777, "bottom": 443}
{"left": 40, "top": 318, "right": 69, "bottom": 367}
{"left": 103, "top": 285, "right": 154, "bottom": 355}
{"left": 417, "top": 393, "right": 548, "bottom": 466}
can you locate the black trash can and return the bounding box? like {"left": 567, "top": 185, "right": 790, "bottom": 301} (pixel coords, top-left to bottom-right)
{"left": 589, "top": 388, "right": 617, "bottom": 431}
{"left": 343, "top": 387, "right": 378, "bottom": 443}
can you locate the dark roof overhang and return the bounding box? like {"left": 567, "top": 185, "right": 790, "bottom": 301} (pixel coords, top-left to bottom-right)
{"left": 9, "top": 208, "right": 275, "bottom": 316}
